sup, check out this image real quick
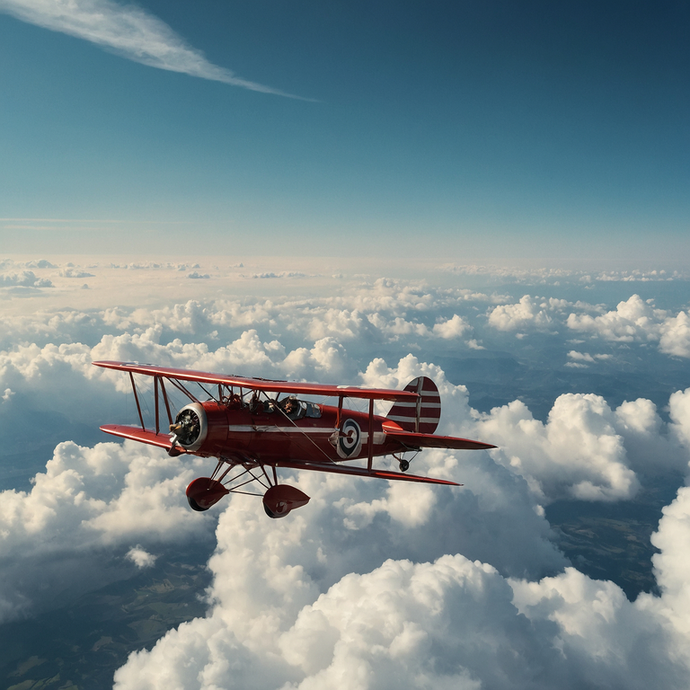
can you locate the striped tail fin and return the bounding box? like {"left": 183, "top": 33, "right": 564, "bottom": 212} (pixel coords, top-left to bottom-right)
{"left": 386, "top": 376, "right": 440, "bottom": 434}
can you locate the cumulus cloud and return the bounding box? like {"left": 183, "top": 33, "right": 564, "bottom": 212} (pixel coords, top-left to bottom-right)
{"left": 475, "top": 389, "right": 690, "bottom": 502}
{"left": 567, "top": 295, "right": 690, "bottom": 358}
{"left": 24, "top": 259, "right": 57, "bottom": 269}
{"left": 360, "top": 355, "right": 690, "bottom": 504}
{"left": 659, "top": 311, "right": 690, "bottom": 358}
{"left": 0, "top": 440, "right": 212, "bottom": 621}
{"left": 112, "top": 483, "right": 690, "bottom": 690}
{"left": 487, "top": 295, "right": 556, "bottom": 331}
{"left": 0, "top": 269, "right": 53, "bottom": 288}
{"left": 567, "top": 295, "right": 663, "bottom": 342}
{"left": 110, "top": 477, "right": 562, "bottom": 689}
{"left": 565, "top": 350, "right": 612, "bottom": 368}
{"left": 3, "top": 294, "right": 688, "bottom": 508}
{"left": 28, "top": 319, "right": 681, "bottom": 508}
{"left": 432, "top": 314, "right": 471, "bottom": 339}
{"left": 0, "top": 0, "right": 306, "bottom": 98}
{"left": 126, "top": 545, "right": 157, "bottom": 568}
{"left": 475, "top": 395, "right": 639, "bottom": 502}
{"left": 59, "top": 267, "right": 94, "bottom": 278}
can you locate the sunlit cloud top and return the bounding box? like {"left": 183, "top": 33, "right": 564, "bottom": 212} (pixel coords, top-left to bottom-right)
{"left": 0, "top": 0, "right": 306, "bottom": 98}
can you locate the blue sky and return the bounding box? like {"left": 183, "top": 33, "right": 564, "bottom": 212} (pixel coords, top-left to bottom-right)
{"left": 1, "top": 0, "right": 688, "bottom": 260}
{"left": 2, "top": 5, "right": 690, "bottom": 686}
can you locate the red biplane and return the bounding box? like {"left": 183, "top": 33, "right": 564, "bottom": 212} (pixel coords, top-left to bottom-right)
{"left": 93, "top": 361, "right": 495, "bottom": 518}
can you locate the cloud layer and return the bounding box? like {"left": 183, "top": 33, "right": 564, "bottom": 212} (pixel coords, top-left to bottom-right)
{"left": 2, "top": 258, "right": 690, "bottom": 687}
{"left": 112, "top": 481, "right": 690, "bottom": 689}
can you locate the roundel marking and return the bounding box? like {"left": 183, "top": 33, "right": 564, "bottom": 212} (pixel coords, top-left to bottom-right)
{"left": 337, "top": 418, "right": 362, "bottom": 459}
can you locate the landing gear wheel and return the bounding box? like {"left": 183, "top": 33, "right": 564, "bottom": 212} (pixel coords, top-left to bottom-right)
{"left": 188, "top": 495, "right": 210, "bottom": 512}
{"left": 399, "top": 459, "right": 410, "bottom": 472}
{"left": 264, "top": 503, "right": 285, "bottom": 519}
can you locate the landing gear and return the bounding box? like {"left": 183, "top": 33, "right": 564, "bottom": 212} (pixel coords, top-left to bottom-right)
{"left": 185, "top": 477, "right": 230, "bottom": 511}
{"left": 186, "top": 461, "right": 311, "bottom": 518}
{"left": 262, "top": 484, "right": 310, "bottom": 518}
{"left": 399, "top": 459, "right": 410, "bottom": 472}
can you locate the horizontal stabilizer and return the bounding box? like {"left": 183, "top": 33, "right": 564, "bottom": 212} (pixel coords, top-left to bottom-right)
{"left": 384, "top": 428, "right": 496, "bottom": 451}
{"left": 275, "top": 460, "right": 461, "bottom": 486}
{"left": 100, "top": 424, "right": 183, "bottom": 451}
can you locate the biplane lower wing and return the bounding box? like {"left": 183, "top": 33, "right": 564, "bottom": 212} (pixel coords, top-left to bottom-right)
{"left": 100, "top": 424, "right": 181, "bottom": 451}
{"left": 272, "top": 461, "right": 461, "bottom": 486}
{"left": 100, "top": 426, "right": 459, "bottom": 486}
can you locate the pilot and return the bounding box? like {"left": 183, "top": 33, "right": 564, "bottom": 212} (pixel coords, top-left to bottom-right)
{"left": 227, "top": 393, "right": 242, "bottom": 410}
{"left": 281, "top": 396, "right": 299, "bottom": 418}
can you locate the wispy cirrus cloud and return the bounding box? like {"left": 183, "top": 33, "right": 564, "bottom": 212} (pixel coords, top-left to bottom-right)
{"left": 0, "top": 0, "right": 308, "bottom": 98}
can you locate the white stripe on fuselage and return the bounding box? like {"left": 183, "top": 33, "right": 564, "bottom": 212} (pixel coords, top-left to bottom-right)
{"left": 227, "top": 426, "right": 385, "bottom": 444}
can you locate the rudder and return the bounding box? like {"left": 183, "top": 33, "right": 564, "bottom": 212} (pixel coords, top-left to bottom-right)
{"left": 386, "top": 376, "right": 440, "bottom": 434}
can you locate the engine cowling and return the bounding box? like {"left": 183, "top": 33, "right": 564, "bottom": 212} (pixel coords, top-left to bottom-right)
{"left": 170, "top": 401, "right": 228, "bottom": 454}
{"left": 171, "top": 402, "right": 207, "bottom": 450}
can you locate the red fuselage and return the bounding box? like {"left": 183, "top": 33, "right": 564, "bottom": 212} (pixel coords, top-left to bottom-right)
{"left": 190, "top": 400, "right": 400, "bottom": 466}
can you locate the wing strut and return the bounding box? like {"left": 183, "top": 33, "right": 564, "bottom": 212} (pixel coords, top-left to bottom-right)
{"left": 130, "top": 372, "right": 146, "bottom": 431}
{"left": 154, "top": 376, "right": 159, "bottom": 434}
{"left": 160, "top": 378, "right": 174, "bottom": 427}
{"left": 367, "top": 398, "right": 374, "bottom": 471}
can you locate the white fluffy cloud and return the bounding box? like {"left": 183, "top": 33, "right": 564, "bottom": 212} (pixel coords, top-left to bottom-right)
{"left": 112, "top": 482, "right": 690, "bottom": 690}
{"left": 659, "top": 311, "right": 690, "bottom": 358}
{"left": 567, "top": 295, "right": 663, "bottom": 342}
{"left": 432, "top": 314, "right": 471, "bottom": 339}
{"left": 487, "top": 295, "right": 562, "bottom": 332}
{"left": 5, "top": 321, "right": 685, "bottom": 510}
{"left": 0, "top": 269, "right": 52, "bottom": 288}
{"left": 479, "top": 389, "right": 690, "bottom": 502}
{"left": 111, "top": 474, "right": 563, "bottom": 689}
{"left": 567, "top": 295, "right": 690, "bottom": 358}
{"left": 476, "top": 395, "right": 639, "bottom": 502}
{"left": 360, "top": 355, "right": 690, "bottom": 504}
{"left": 126, "top": 545, "right": 157, "bottom": 568}
{"left": 0, "top": 440, "right": 211, "bottom": 621}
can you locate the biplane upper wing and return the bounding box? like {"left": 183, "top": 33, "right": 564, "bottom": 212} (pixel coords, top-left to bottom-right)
{"left": 92, "top": 360, "right": 418, "bottom": 402}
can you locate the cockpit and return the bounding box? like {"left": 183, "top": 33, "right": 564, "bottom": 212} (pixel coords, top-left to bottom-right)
{"left": 277, "top": 396, "right": 322, "bottom": 421}
{"left": 246, "top": 392, "right": 322, "bottom": 421}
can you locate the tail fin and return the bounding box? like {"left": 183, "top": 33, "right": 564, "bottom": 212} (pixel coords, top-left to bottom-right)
{"left": 386, "top": 377, "right": 440, "bottom": 434}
